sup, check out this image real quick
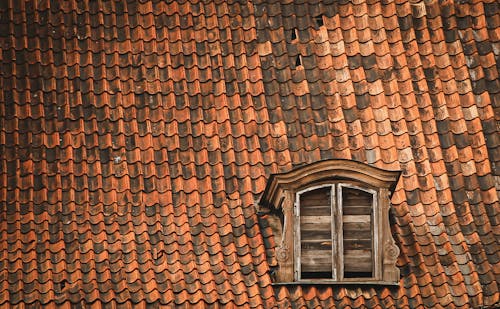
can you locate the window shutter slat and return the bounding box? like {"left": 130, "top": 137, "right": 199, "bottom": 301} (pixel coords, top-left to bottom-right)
{"left": 342, "top": 187, "right": 373, "bottom": 277}
{"left": 300, "top": 187, "right": 332, "bottom": 276}
{"left": 344, "top": 250, "right": 372, "bottom": 272}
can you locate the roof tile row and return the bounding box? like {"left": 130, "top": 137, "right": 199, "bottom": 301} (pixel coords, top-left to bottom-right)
{"left": 1, "top": 0, "right": 499, "bottom": 307}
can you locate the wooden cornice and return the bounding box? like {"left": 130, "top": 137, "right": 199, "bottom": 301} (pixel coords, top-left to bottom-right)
{"left": 260, "top": 159, "right": 401, "bottom": 210}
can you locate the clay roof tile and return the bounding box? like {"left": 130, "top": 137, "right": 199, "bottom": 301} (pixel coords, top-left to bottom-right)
{"left": 1, "top": 0, "right": 500, "bottom": 307}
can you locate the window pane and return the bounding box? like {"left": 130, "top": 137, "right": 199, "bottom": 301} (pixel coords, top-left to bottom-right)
{"left": 342, "top": 187, "right": 373, "bottom": 277}
{"left": 300, "top": 187, "right": 332, "bottom": 276}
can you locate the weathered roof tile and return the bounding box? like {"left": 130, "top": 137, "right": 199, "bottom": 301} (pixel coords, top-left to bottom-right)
{"left": 1, "top": 0, "right": 499, "bottom": 307}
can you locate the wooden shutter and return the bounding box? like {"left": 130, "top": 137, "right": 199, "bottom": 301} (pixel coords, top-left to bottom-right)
{"left": 341, "top": 186, "right": 373, "bottom": 278}
{"left": 299, "top": 187, "right": 332, "bottom": 277}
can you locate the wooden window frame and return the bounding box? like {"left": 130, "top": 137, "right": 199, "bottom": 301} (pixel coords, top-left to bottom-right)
{"left": 260, "top": 159, "right": 401, "bottom": 284}
{"left": 294, "top": 183, "right": 379, "bottom": 282}
{"left": 294, "top": 184, "right": 338, "bottom": 280}
{"left": 337, "top": 184, "right": 378, "bottom": 281}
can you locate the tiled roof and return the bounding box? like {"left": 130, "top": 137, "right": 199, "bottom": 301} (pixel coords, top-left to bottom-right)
{"left": 0, "top": 0, "right": 499, "bottom": 308}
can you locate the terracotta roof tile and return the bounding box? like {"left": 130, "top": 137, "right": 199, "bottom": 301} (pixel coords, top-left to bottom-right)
{"left": 1, "top": 0, "right": 499, "bottom": 307}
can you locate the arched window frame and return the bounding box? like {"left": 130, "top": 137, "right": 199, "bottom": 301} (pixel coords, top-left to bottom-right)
{"left": 260, "top": 159, "right": 401, "bottom": 284}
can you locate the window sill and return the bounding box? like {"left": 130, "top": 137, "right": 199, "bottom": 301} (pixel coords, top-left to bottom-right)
{"left": 272, "top": 280, "right": 400, "bottom": 287}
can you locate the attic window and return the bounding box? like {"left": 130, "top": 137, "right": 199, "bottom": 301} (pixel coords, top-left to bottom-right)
{"left": 297, "top": 184, "right": 376, "bottom": 281}
{"left": 260, "top": 159, "right": 401, "bottom": 284}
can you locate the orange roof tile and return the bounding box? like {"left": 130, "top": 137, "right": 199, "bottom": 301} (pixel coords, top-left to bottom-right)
{"left": 0, "top": 0, "right": 499, "bottom": 308}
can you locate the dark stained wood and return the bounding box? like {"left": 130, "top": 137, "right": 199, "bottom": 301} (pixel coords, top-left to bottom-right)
{"left": 260, "top": 159, "right": 400, "bottom": 211}
{"left": 342, "top": 187, "right": 372, "bottom": 207}
{"left": 302, "top": 264, "right": 333, "bottom": 273}
{"left": 301, "top": 216, "right": 331, "bottom": 234}
{"left": 300, "top": 215, "right": 331, "bottom": 224}
{"left": 342, "top": 205, "right": 371, "bottom": 215}
{"left": 301, "top": 250, "right": 332, "bottom": 272}
{"left": 343, "top": 239, "right": 371, "bottom": 250}
{"left": 301, "top": 196, "right": 331, "bottom": 205}
{"left": 300, "top": 229, "right": 331, "bottom": 240}
{"left": 261, "top": 159, "right": 401, "bottom": 283}
{"left": 343, "top": 229, "right": 371, "bottom": 240}
{"left": 301, "top": 239, "right": 333, "bottom": 250}
{"left": 343, "top": 221, "right": 371, "bottom": 232}
{"left": 343, "top": 215, "right": 371, "bottom": 223}
{"left": 300, "top": 187, "right": 331, "bottom": 216}
{"left": 300, "top": 205, "right": 331, "bottom": 216}
{"left": 301, "top": 213, "right": 332, "bottom": 270}
{"left": 342, "top": 187, "right": 373, "bottom": 276}
{"left": 299, "top": 187, "right": 334, "bottom": 275}
{"left": 344, "top": 249, "right": 372, "bottom": 272}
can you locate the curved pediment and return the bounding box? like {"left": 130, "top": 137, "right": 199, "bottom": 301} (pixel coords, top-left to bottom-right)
{"left": 260, "top": 159, "right": 401, "bottom": 209}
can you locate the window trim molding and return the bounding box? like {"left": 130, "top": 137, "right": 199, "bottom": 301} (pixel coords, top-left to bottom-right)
{"left": 294, "top": 184, "right": 338, "bottom": 281}
{"left": 337, "top": 183, "right": 378, "bottom": 281}
{"left": 260, "top": 159, "right": 401, "bottom": 284}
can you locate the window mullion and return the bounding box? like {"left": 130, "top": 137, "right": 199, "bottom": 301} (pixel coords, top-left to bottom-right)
{"left": 330, "top": 185, "right": 339, "bottom": 280}
{"left": 294, "top": 193, "right": 300, "bottom": 281}
{"left": 335, "top": 184, "right": 344, "bottom": 281}
{"left": 330, "top": 185, "right": 335, "bottom": 280}
{"left": 373, "top": 192, "right": 380, "bottom": 280}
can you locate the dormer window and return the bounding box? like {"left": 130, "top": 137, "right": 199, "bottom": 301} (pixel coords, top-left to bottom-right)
{"left": 297, "top": 184, "right": 378, "bottom": 281}
{"left": 260, "top": 159, "right": 401, "bottom": 284}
